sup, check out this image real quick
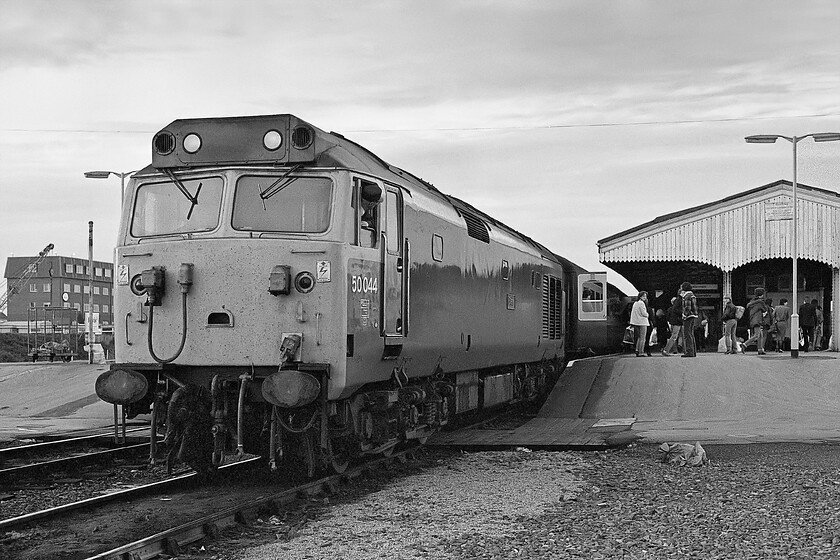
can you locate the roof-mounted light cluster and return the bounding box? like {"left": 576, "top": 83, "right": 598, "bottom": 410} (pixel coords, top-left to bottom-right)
{"left": 151, "top": 114, "right": 319, "bottom": 169}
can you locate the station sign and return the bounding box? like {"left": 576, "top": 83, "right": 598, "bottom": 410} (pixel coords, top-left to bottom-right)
{"left": 765, "top": 200, "right": 793, "bottom": 221}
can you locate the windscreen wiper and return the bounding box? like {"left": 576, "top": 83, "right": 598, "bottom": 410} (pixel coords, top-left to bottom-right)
{"left": 163, "top": 169, "right": 202, "bottom": 220}
{"left": 259, "top": 164, "right": 302, "bottom": 201}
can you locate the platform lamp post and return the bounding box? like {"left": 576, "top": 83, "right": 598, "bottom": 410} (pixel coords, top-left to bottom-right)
{"left": 83, "top": 170, "right": 138, "bottom": 210}
{"left": 745, "top": 132, "right": 840, "bottom": 358}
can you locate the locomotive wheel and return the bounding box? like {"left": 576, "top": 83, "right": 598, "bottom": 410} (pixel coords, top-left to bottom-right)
{"left": 165, "top": 384, "right": 217, "bottom": 480}
{"left": 328, "top": 437, "right": 350, "bottom": 474}
{"left": 286, "top": 430, "right": 318, "bottom": 479}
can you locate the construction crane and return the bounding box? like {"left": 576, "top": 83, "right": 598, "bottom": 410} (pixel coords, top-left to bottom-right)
{"left": 0, "top": 244, "right": 55, "bottom": 313}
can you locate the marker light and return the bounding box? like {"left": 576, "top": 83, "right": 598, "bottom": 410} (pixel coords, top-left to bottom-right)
{"left": 263, "top": 130, "right": 283, "bottom": 151}
{"left": 183, "top": 133, "right": 202, "bottom": 154}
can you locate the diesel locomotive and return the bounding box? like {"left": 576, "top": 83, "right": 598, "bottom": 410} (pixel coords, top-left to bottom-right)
{"left": 95, "top": 114, "right": 626, "bottom": 476}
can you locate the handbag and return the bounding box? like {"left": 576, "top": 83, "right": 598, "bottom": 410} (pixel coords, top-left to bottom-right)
{"left": 649, "top": 329, "right": 658, "bottom": 345}
{"left": 623, "top": 326, "right": 635, "bottom": 345}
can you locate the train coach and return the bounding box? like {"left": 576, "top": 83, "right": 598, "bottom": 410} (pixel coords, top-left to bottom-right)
{"left": 95, "top": 114, "right": 627, "bottom": 477}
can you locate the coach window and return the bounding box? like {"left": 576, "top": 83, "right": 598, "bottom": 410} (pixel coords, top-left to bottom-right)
{"left": 354, "top": 178, "right": 381, "bottom": 248}
{"left": 578, "top": 273, "right": 608, "bottom": 320}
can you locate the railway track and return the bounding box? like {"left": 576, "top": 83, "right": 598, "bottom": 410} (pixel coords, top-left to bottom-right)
{"left": 0, "top": 459, "right": 207, "bottom": 533}
{"left": 85, "top": 448, "right": 419, "bottom": 560}
{"left": 0, "top": 428, "right": 157, "bottom": 495}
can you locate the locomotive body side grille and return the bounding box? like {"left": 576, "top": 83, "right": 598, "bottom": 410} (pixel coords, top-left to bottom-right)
{"left": 461, "top": 212, "right": 490, "bottom": 243}
{"left": 542, "top": 275, "right": 562, "bottom": 340}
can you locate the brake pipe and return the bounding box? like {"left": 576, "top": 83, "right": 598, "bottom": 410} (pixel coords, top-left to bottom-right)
{"left": 236, "top": 371, "right": 252, "bottom": 457}
{"left": 147, "top": 292, "right": 189, "bottom": 364}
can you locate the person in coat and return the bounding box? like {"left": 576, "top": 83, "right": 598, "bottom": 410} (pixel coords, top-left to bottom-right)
{"left": 630, "top": 291, "right": 651, "bottom": 357}
{"left": 773, "top": 298, "right": 791, "bottom": 353}
{"left": 662, "top": 295, "right": 683, "bottom": 356}
{"left": 799, "top": 298, "right": 818, "bottom": 352}
{"left": 744, "top": 288, "right": 769, "bottom": 355}
{"left": 721, "top": 296, "right": 738, "bottom": 354}
{"left": 681, "top": 282, "right": 699, "bottom": 357}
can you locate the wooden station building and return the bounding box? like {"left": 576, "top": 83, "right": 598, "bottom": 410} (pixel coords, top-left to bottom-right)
{"left": 598, "top": 180, "right": 838, "bottom": 349}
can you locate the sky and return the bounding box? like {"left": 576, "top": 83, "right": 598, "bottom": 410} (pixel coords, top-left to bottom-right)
{"left": 1, "top": 0, "right": 839, "bottom": 298}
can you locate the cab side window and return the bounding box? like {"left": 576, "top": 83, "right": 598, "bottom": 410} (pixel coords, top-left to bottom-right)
{"left": 354, "top": 178, "right": 382, "bottom": 248}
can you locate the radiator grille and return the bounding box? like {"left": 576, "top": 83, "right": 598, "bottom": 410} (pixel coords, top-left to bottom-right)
{"left": 461, "top": 212, "right": 489, "bottom": 243}
{"left": 542, "top": 275, "right": 562, "bottom": 339}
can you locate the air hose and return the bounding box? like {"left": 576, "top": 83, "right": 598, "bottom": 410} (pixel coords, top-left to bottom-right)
{"left": 148, "top": 291, "right": 189, "bottom": 364}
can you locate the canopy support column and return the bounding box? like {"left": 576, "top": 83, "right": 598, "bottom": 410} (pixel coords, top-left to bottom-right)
{"left": 831, "top": 267, "right": 839, "bottom": 352}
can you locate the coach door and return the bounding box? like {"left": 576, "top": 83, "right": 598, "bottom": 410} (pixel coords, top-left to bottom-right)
{"left": 381, "top": 188, "right": 405, "bottom": 339}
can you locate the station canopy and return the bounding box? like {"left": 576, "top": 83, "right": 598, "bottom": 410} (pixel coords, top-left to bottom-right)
{"left": 597, "top": 180, "right": 840, "bottom": 288}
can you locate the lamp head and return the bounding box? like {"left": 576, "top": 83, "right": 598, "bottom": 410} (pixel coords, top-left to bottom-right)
{"left": 744, "top": 135, "right": 780, "bottom": 144}
{"left": 84, "top": 171, "right": 113, "bottom": 179}
{"left": 812, "top": 133, "right": 840, "bottom": 143}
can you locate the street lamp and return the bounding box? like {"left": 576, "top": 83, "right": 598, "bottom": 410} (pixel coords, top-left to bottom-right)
{"left": 84, "top": 170, "right": 138, "bottom": 208}
{"left": 745, "top": 132, "right": 840, "bottom": 358}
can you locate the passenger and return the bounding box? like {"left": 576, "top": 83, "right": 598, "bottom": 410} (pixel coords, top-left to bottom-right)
{"left": 764, "top": 298, "right": 775, "bottom": 352}
{"left": 773, "top": 298, "right": 791, "bottom": 352}
{"left": 630, "top": 291, "right": 651, "bottom": 357}
{"left": 681, "top": 282, "right": 698, "bottom": 358}
{"left": 744, "top": 288, "right": 769, "bottom": 355}
{"left": 644, "top": 298, "right": 656, "bottom": 356}
{"left": 799, "top": 298, "right": 817, "bottom": 352}
{"left": 694, "top": 307, "right": 708, "bottom": 352}
{"left": 814, "top": 304, "right": 824, "bottom": 351}
{"left": 662, "top": 295, "right": 683, "bottom": 356}
{"left": 654, "top": 309, "right": 669, "bottom": 353}
{"left": 721, "top": 296, "right": 738, "bottom": 354}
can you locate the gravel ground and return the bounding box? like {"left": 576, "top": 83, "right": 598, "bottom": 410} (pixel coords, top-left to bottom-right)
{"left": 185, "top": 442, "right": 840, "bottom": 560}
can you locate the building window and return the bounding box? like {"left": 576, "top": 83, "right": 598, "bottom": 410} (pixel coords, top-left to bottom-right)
{"left": 105, "top": 268, "right": 112, "bottom": 278}
{"left": 103, "top": 304, "right": 109, "bottom": 313}
{"left": 42, "top": 302, "right": 50, "bottom": 307}
{"left": 65, "top": 264, "right": 73, "bottom": 274}
{"left": 30, "top": 301, "right": 36, "bottom": 308}
{"left": 29, "top": 284, "right": 37, "bottom": 292}
{"left": 84, "top": 304, "right": 90, "bottom": 312}
{"left": 93, "top": 304, "right": 100, "bottom": 313}
{"left": 95, "top": 267, "right": 103, "bottom": 277}
{"left": 73, "top": 284, "right": 81, "bottom": 293}
{"left": 75, "top": 265, "right": 83, "bottom": 274}
{"left": 103, "top": 287, "right": 109, "bottom": 296}
{"left": 63, "top": 302, "right": 71, "bottom": 308}
{"left": 43, "top": 283, "right": 51, "bottom": 292}
{"left": 74, "top": 303, "right": 81, "bottom": 310}
{"left": 63, "top": 283, "right": 70, "bottom": 292}
{"left": 94, "top": 286, "right": 100, "bottom": 295}
{"left": 83, "top": 285, "right": 90, "bottom": 294}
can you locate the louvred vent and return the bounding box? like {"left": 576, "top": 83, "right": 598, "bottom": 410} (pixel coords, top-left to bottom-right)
{"left": 462, "top": 212, "right": 489, "bottom": 243}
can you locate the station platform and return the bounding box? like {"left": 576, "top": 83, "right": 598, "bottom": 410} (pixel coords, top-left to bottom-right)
{"left": 5, "top": 352, "right": 840, "bottom": 449}
{"left": 0, "top": 362, "right": 131, "bottom": 443}
{"left": 430, "top": 351, "right": 840, "bottom": 449}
